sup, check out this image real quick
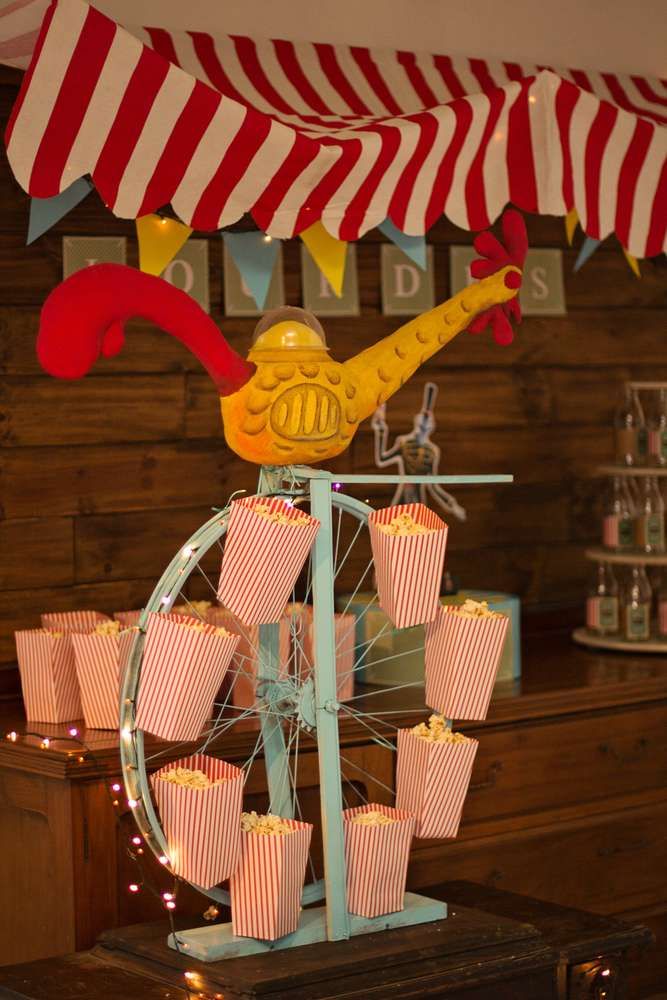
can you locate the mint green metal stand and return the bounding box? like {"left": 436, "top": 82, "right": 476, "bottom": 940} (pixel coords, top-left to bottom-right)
{"left": 120, "top": 466, "right": 512, "bottom": 962}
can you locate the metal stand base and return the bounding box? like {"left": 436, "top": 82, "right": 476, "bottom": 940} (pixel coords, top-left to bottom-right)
{"left": 168, "top": 893, "right": 447, "bottom": 962}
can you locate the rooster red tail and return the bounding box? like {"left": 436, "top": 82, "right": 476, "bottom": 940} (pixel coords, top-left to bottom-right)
{"left": 37, "top": 264, "right": 254, "bottom": 396}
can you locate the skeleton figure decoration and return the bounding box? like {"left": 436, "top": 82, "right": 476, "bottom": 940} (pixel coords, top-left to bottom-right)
{"left": 35, "top": 211, "right": 528, "bottom": 468}
{"left": 372, "top": 382, "right": 466, "bottom": 521}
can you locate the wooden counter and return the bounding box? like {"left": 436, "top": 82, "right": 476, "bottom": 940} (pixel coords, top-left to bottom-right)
{"left": 1, "top": 630, "right": 666, "bottom": 995}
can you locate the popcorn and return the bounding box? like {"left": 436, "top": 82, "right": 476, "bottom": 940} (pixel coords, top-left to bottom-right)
{"left": 159, "top": 767, "right": 229, "bottom": 789}
{"left": 451, "top": 598, "right": 502, "bottom": 619}
{"left": 412, "top": 714, "right": 469, "bottom": 743}
{"left": 94, "top": 620, "right": 123, "bottom": 636}
{"left": 376, "top": 512, "right": 433, "bottom": 536}
{"left": 179, "top": 619, "right": 231, "bottom": 638}
{"left": 254, "top": 503, "right": 311, "bottom": 526}
{"left": 350, "top": 809, "right": 396, "bottom": 826}
{"left": 172, "top": 600, "right": 212, "bottom": 618}
{"left": 240, "top": 811, "right": 294, "bottom": 835}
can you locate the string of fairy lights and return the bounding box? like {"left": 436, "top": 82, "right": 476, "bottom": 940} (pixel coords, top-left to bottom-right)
{"left": 4, "top": 726, "right": 223, "bottom": 1000}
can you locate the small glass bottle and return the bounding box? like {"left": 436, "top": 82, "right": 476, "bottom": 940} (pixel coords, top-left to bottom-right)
{"left": 636, "top": 476, "right": 665, "bottom": 553}
{"left": 586, "top": 563, "right": 619, "bottom": 636}
{"left": 614, "top": 386, "right": 646, "bottom": 466}
{"left": 622, "top": 565, "right": 652, "bottom": 641}
{"left": 602, "top": 476, "right": 635, "bottom": 550}
{"left": 649, "top": 388, "right": 667, "bottom": 467}
{"left": 656, "top": 571, "right": 667, "bottom": 638}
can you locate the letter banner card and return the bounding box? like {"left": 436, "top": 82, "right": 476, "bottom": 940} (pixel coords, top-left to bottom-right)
{"left": 28, "top": 177, "right": 93, "bottom": 245}
{"left": 63, "top": 236, "right": 127, "bottom": 279}
{"left": 449, "top": 246, "right": 566, "bottom": 316}
{"left": 161, "top": 238, "right": 209, "bottom": 312}
{"left": 301, "top": 244, "right": 359, "bottom": 316}
{"left": 381, "top": 244, "right": 434, "bottom": 316}
{"left": 223, "top": 242, "right": 285, "bottom": 316}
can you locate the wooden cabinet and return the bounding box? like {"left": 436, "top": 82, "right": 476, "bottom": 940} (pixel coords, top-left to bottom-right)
{"left": 1, "top": 632, "right": 666, "bottom": 999}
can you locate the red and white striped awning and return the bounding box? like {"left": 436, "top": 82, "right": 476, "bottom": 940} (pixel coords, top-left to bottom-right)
{"left": 3, "top": 0, "right": 666, "bottom": 256}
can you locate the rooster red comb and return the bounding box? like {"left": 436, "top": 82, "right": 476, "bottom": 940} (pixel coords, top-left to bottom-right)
{"left": 37, "top": 264, "right": 255, "bottom": 395}
{"left": 467, "top": 209, "right": 528, "bottom": 345}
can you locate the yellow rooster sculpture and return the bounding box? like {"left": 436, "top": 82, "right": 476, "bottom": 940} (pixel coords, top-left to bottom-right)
{"left": 37, "top": 211, "right": 527, "bottom": 467}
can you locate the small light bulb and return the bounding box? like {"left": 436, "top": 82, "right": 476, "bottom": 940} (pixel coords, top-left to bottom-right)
{"left": 263, "top": 234, "right": 272, "bottom": 243}
{"left": 78, "top": 755, "right": 85, "bottom": 763}
{"left": 600, "top": 969, "right": 611, "bottom": 977}
{"left": 184, "top": 971, "right": 196, "bottom": 981}
{"left": 332, "top": 482, "right": 342, "bottom": 491}
{"left": 181, "top": 545, "right": 193, "bottom": 558}
{"left": 165, "top": 900, "right": 176, "bottom": 910}
{"left": 160, "top": 217, "right": 168, "bottom": 226}
{"left": 6, "top": 732, "right": 17, "bottom": 742}
{"left": 131, "top": 835, "right": 142, "bottom": 845}
{"left": 127, "top": 798, "right": 138, "bottom": 809}
{"left": 162, "top": 892, "right": 174, "bottom": 901}
{"left": 529, "top": 94, "right": 537, "bottom": 104}
{"left": 128, "top": 883, "right": 140, "bottom": 893}
{"left": 158, "top": 854, "right": 169, "bottom": 865}
{"left": 161, "top": 595, "right": 171, "bottom": 605}
{"left": 121, "top": 727, "right": 132, "bottom": 739}
{"left": 112, "top": 799, "right": 120, "bottom": 806}
{"left": 111, "top": 783, "right": 121, "bottom": 792}
{"left": 68, "top": 727, "right": 79, "bottom": 737}
{"left": 40, "top": 738, "right": 50, "bottom": 749}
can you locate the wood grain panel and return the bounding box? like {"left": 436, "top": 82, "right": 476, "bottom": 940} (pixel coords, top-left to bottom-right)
{"left": 0, "top": 375, "right": 185, "bottom": 446}
{"left": 0, "top": 518, "right": 73, "bottom": 590}
{"left": 0, "top": 441, "right": 231, "bottom": 518}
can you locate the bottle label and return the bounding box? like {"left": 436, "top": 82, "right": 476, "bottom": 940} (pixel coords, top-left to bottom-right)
{"left": 637, "top": 513, "right": 665, "bottom": 551}
{"left": 587, "top": 597, "right": 618, "bottom": 634}
{"left": 625, "top": 603, "right": 650, "bottom": 640}
{"left": 603, "top": 515, "right": 619, "bottom": 548}
{"left": 637, "top": 428, "right": 648, "bottom": 460}
{"left": 618, "top": 517, "right": 634, "bottom": 549}
{"left": 659, "top": 600, "right": 667, "bottom": 638}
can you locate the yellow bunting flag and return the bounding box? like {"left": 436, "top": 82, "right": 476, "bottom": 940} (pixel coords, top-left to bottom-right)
{"left": 623, "top": 249, "right": 641, "bottom": 278}
{"left": 136, "top": 214, "right": 192, "bottom": 276}
{"left": 300, "top": 220, "right": 347, "bottom": 297}
{"left": 565, "top": 208, "right": 579, "bottom": 246}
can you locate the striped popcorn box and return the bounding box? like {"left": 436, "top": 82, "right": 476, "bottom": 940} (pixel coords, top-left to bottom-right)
{"left": 299, "top": 609, "right": 356, "bottom": 702}
{"left": 207, "top": 608, "right": 292, "bottom": 709}
{"left": 151, "top": 754, "right": 244, "bottom": 888}
{"left": 395, "top": 728, "right": 479, "bottom": 839}
{"left": 343, "top": 803, "right": 415, "bottom": 918}
{"left": 41, "top": 610, "right": 110, "bottom": 632}
{"left": 217, "top": 497, "right": 320, "bottom": 625}
{"left": 71, "top": 629, "right": 137, "bottom": 730}
{"left": 135, "top": 613, "right": 239, "bottom": 741}
{"left": 15, "top": 630, "right": 82, "bottom": 723}
{"left": 368, "top": 503, "right": 448, "bottom": 629}
{"left": 114, "top": 610, "right": 142, "bottom": 627}
{"left": 425, "top": 606, "right": 509, "bottom": 720}
{"left": 230, "top": 818, "right": 313, "bottom": 940}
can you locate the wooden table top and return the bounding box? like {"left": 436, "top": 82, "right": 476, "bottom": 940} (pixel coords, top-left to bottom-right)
{"left": 1, "top": 626, "right": 666, "bottom": 781}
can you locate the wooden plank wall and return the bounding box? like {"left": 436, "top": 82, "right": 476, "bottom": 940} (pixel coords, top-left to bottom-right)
{"left": 1, "top": 70, "right": 666, "bottom": 693}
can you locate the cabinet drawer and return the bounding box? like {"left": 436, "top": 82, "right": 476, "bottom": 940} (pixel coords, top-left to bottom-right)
{"left": 408, "top": 800, "right": 667, "bottom": 916}
{"left": 456, "top": 703, "right": 667, "bottom": 830}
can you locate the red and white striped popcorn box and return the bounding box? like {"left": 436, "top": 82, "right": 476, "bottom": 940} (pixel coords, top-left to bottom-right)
{"left": 230, "top": 818, "right": 313, "bottom": 940}
{"left": 368, "top": 503, "right": 448, "bottom": 629}
{"left": 41, "top": 610, "right": 110, "bottom": 633}
{"left": 217, "top": 497, "right": 320, "bottom": 625}
{"left": 135, "top": 613, "right": 239, "bottom": 742}
{"left": 114, "top": 610, "right": 142, "bottom": 628}
{"left": 15, "top": 630, "right": 82, "bottom": 723}
{"left": 425, "top": 606, "right": 509, "bottom": 720}
{"left": 395, "top": 728, "right": 479, "bottom": 839}
{"left": 151, "top": 753, "right": 244, "bottom": 888}
{"left": 343, "top": 803, "right": 415, "bottom": 918}
{"left": 71, "top": 629, "right": 137, "bottom": 730}
{"left": 299, "top": 609, "right": 356, "bottom": 702}
{"left": 207, "top": 608, "right": 292, "bottom": 709}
